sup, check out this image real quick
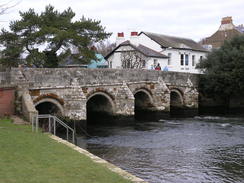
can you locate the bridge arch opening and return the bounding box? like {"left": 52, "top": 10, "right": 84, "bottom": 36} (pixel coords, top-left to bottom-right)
{"left": 170, "top": 89, "right": 184, "bottom": 116}
{"left": 86, "top": 92, "right": 114, "bottom": 126}
{"left": 35, "top": 98, "right": 64, "bottom": 131}
{"left": 35, "top": 98, "right": 63, "bottom": 115}
{"left": 134, "top": 89, "right": 154, "bottom": 120}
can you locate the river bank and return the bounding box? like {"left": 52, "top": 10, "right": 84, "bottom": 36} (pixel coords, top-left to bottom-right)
{"left": 0, "top": 118, "right": 134, "bottom": 183}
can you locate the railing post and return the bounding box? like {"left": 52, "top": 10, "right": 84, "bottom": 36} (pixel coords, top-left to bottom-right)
{"left": 66, "top": 128, "right": 69, "bottom": 141}
{"left": 72, "top": 131, "right": 75, "bottom": 144}
{"left": 54, "top": 117, "right": 56, "bottom": 136}
{"left": 48, "top": 116, "right": 51, "bottom": 133}
{"left": 36, "top": 116, "right": 39, "bottom": 132}
{"left": 32, "top": 115, "right": 35, "bottom": 132}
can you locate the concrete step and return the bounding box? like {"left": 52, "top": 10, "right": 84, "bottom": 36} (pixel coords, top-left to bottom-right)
{"left": 11, "top": 115, "right": 29, "bottom": 125}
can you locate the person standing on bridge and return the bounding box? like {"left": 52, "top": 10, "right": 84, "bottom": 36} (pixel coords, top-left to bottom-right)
{"left": 155, "top": 63, "right": 161, "bottom": 70}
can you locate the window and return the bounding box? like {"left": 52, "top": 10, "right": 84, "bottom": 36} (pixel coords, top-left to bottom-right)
{"left": 192, "top": 55, "right": 195, "bottom": 66}
{"left": 185, "top": 54, "right": 189, "bottom": 66}
{"left": 142, "top": 60, "right": 146, "bottom": 67}
{"left": 109, "top": 61, "right": 112, "bottom": 68}
{"left": 153, "top": 59, "right": 158, "bottom": 67}
{"left": 180, "top": 54, "right": 184, "bottom": 66}
{"left": 200, "top": 56, "right": 203, "bottom": 62}
{"left": 168, "top": 53, "right": 172, "bottom": 65}
{"left": 180, "top": 54, "right": 189, "bottom": 66}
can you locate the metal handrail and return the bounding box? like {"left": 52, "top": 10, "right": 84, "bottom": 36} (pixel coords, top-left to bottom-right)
{"left": 32, "top": 114, "right": 75, "bottom": 144}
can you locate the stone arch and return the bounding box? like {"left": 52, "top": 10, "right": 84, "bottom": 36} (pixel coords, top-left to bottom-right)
{"left": 34, "top": 97, "right": 64, "bottom": 115}
{"left": 132, "top": 86, "right": 153, "bottom": 96}
{"left": 134, "top": 88, "right": 155, "bottom": 120}
{"left": 86, "top": 91, "right": 115, "bottom": 125}
{"left": 86, "top": 88, "right": 115, "bottom": 101}
{"left": 87, "top": 91, "right": 115, "bottom": 112}
{"left": 33, "top": 93, "right": 64, "bottom": 105}
{"left": 34, "top": 97, "right": 64, "bottom": 132}
{"left": 170, "top": 88, "right": 184, "bottom": 107}
{"left": 133, "top": 88, "right": 154, "bottom": 107}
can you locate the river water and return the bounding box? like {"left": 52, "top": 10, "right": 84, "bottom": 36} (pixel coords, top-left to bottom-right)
{"left": 76, "top": 116, "right": 244, "bottom": 183}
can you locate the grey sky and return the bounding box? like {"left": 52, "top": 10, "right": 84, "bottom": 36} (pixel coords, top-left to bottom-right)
{"left": 1, "top": 0, "right": 243, "bottom": 42}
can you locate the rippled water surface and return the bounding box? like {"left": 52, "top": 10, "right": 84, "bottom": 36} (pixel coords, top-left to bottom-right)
{"left": 77, "top": 116, "right": 244, "bottom": 183}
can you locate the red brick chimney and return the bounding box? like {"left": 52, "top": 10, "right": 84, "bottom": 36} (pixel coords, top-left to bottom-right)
{"left": 221, "top": 16, "right": 232, "bottom": 25}
{"left": 131, "top": 32, "right": 138, "bottom": 36}
{"left": 219, "top": 16, "right": 235, "bottom": 31}
{"left": 130, "top": 32, "right": 139, "bottom": 46}
{"left": 116, "top": 32, "right": 125, "bottom": 46}
{"left": 117, "top": 32, "right": 124, "bottom": 37}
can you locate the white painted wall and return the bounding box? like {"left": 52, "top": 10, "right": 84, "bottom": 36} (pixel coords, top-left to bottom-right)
{"left": 108, "top": 45, "right": 168, "bottom": 70}
{"left": 108, "top": 51, "right": 122, "bottom": 69}
{"left": 137, "top": 33, "right": 162, "bottom": 52}
{"left": 137, "top": 33, "right": 207, "bottom": 73}
{"left": 161, "top": 48, "right": 206, "bottom": 73}
{"left": 108, "top": 32, "right": 207, "bottom": 73}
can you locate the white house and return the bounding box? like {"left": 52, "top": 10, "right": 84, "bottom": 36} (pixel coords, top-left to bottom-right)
{"left": 106, "top": 32, "right": 208, "bottom": 73}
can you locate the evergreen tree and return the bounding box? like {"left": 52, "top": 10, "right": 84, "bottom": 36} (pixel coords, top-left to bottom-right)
{"left": 198, "top": 35, "right": 244, "bottom": 101}
{"left": 0, "top": 5, "right": 111, "bottom": 67}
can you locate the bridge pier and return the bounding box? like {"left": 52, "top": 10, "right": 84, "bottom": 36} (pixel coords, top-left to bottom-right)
{"left": 169, "top": 77, "right": 199, "bottom": 117}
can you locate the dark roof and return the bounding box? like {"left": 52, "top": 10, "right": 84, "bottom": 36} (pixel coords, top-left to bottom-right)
{"left": 139, "top": 32, "right": 207, "bottom": 52}
{"left": 105, "top": 41, "right": 168, "bottom": 59}
{"left": 137, "top": 44, "right": 168, "bottom": 58}
{"left": 120, "top": 40, "right": 130, "bottom": 45}
{"left": 236, "top": 25, "right": 244, "bottom": 33}
{"left": 202, "top": 29, "right": 242, "bottom": 49}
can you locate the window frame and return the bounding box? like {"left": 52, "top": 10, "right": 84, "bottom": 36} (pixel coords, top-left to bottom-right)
{"left": 168, "top": 53, "right": 172, "bottom": 65}
{"left": 192, "top": 55, "right": 195, "bottom": 67}
{"left": 185, "top": 54, "right": 189, "bottom": 66}
{"left": 180, "top": 54, "right": 184, "bottom": 66}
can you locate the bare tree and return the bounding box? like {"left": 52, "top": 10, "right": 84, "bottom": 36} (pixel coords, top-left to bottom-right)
{"left": 0, "top": 1, "right": 20, "bottom": 15}
{"left": 96, "top": 40, "right": 116, "bottom": 56}
{"left": 121, "top": 51, "right": 146, "bottom": 69}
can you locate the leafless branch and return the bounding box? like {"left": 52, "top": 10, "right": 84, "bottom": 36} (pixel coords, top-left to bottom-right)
{"left": 121, "top": 51, "right": 146, "bottom": 69}
{"left": 96, "top": 40, "right": 116, "bottom": 57}
{"left": 0, "top": 0, "right": 21, "bottom": 15}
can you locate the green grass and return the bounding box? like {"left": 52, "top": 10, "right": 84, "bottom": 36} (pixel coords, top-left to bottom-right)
{"left": 0, "top": 119, "right": 132, "bottom": 183}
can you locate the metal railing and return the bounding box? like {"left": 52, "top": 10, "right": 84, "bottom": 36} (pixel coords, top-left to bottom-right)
{"left": 32, "top": 114, "right": 75, "bottom": 144}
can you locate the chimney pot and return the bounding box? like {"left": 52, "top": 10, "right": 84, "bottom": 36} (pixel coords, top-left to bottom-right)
{"left": 131, "top": 32, "right": 138, "bottom": 36}
{"left": 117, "top": 32, "right": 124, "bottom": 37}
{"left": 221, "top": 16, "right": 233, "bottom": 25}
{"left": 116, "top": 32, "right": 125, "bottom": 46}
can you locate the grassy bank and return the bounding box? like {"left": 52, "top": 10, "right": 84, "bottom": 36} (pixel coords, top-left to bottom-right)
{"left": 0, "top": 119, "right": 132, "bottom": 183}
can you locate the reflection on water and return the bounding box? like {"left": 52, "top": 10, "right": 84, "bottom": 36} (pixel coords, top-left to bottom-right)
{"left": 77, "top": 116, "right": 244, "bottom": 183}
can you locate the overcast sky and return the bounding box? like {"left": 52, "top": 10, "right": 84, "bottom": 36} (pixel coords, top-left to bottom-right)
{"left": 1, "top": 0, "right": 244, "bottom": 42}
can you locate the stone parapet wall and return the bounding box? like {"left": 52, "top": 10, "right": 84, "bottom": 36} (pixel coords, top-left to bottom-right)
{"left": 11, "top": 68, "right": 199, "bottom": 89}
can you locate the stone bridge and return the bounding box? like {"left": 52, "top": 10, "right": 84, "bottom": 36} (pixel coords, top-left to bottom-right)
{"left": 10, "top": 68, "right": 199, "bottom": 126}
